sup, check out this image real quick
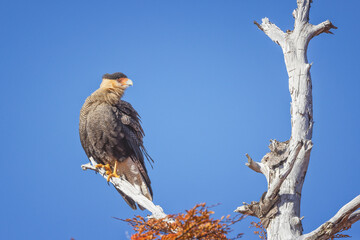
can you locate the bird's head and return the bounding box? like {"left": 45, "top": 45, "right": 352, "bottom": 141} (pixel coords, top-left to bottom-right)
{"left": 100, "top": 72, "right": 133, "bottom": 90}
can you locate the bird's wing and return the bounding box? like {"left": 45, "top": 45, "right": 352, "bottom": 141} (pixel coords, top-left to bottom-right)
{"left": 115, "top": 100, "right": 154, "bottom": 198}
{"left": 117, "top": 101, "right": 154, "bottom": 163}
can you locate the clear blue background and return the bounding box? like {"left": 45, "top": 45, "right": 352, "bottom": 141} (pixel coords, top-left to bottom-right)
{"left": 1, "top": 0, "right": 359, "bottom": 239}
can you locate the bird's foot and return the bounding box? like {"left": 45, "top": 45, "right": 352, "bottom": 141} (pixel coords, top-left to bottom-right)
{"left": 95, "top": 164, "right": 112, "bottom": 174}
{"left": 95, "top": 163, "right": 120, "bottom": 182}
{"left": 106, "top": 172, "right": 120, "bottom": 182}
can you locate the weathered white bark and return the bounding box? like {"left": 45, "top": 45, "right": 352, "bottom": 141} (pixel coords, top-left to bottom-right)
{"left": 245, "top": 153, "right": 269, "bottom": 180}
{"left": 235, "top": 1, "right": 358, "bottom": 239}
{"left": 81, "top": 157, "right": 167, "bottom": 219}
{"left": 235, "top": 140, "right": 313, "bottom": 232}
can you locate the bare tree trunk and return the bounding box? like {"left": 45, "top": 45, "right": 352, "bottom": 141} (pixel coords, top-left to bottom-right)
{"left": 265, "top": 2, "right": 315, "bottom": 238}
{"left": 235, "top": 1, "right": 360, "bottom": 239}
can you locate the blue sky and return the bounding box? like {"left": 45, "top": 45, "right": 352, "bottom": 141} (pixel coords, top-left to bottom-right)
{"left": 1, "top": 0, "right": 359, "bottom": 239}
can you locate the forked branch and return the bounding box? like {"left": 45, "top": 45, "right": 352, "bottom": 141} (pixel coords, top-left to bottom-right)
{"left": 81, "top": 157, "right": 167, "bottom": 219}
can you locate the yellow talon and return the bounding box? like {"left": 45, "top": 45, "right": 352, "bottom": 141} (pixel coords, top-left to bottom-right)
{"left": 106, "top": 172, "right": 120, "bottom": 182}
{"left": 95, "top": 164, "right": 111, "bottom": 171}
{"left": 106, "top": 161, "right": 120, "bottom": 182}
{"left": 104, "top": 164, "right": 111, "bottom": 172}
{"left": 95, "top": 163, "right": 120, "bottom": 182}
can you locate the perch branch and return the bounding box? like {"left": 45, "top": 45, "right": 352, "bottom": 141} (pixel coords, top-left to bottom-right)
{"left": 299, "top": 195, "right": 360, "bottom": 240}
{"left": 254, "top": 18, "right": 286, "bottom": 47}
{"left": 81, "top": 157, "right": 167, "bottom": 219}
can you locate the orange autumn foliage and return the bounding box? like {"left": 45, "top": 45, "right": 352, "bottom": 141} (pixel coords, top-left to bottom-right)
{"left": 123, "top": 203, "right": 244, "bottom": 240}
{"left": 250, "top": 221, "right": 267, "bottom": 240}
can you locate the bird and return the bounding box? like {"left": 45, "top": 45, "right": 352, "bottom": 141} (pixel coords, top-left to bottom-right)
{"left": 79, "top": 72, "right": 153, "bottom": 210}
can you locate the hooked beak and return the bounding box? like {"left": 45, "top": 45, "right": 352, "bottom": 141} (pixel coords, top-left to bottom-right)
{"left": 119, "top": 78, "right": 133, "bottom": 87}
{"left": 125, "top": 79, "right": 133, "bottom": 86}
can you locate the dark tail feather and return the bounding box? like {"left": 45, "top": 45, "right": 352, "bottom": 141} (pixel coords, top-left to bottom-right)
{"left": 114, "top": 157, "right": 153, "bottom": 210}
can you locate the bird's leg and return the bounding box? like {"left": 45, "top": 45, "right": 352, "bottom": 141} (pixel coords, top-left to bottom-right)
{"left": 106, "top": 161, "right": 120, "bottom": 182}
{"left": 95, "top": 164, "right": 112, "bottom": 175}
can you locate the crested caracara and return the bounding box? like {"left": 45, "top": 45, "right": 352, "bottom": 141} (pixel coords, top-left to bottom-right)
{"left": 79, "top": 72, "right": 153, "bottom": 210}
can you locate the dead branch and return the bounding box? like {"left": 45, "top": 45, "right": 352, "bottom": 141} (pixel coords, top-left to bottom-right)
{"left": 81, "top": 157, "right": 167, "bottom": 219}
{"left": 299, "top": 195, "right": 360, "bottom": 240}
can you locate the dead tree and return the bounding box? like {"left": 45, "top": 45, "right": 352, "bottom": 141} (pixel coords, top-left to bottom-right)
{"left": 235, "top": 1, "right": 360, "bottom": 239}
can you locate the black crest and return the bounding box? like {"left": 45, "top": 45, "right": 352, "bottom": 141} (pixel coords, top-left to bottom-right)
{"left": 102, "top": 72, "right": 128, "bottom": 79}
